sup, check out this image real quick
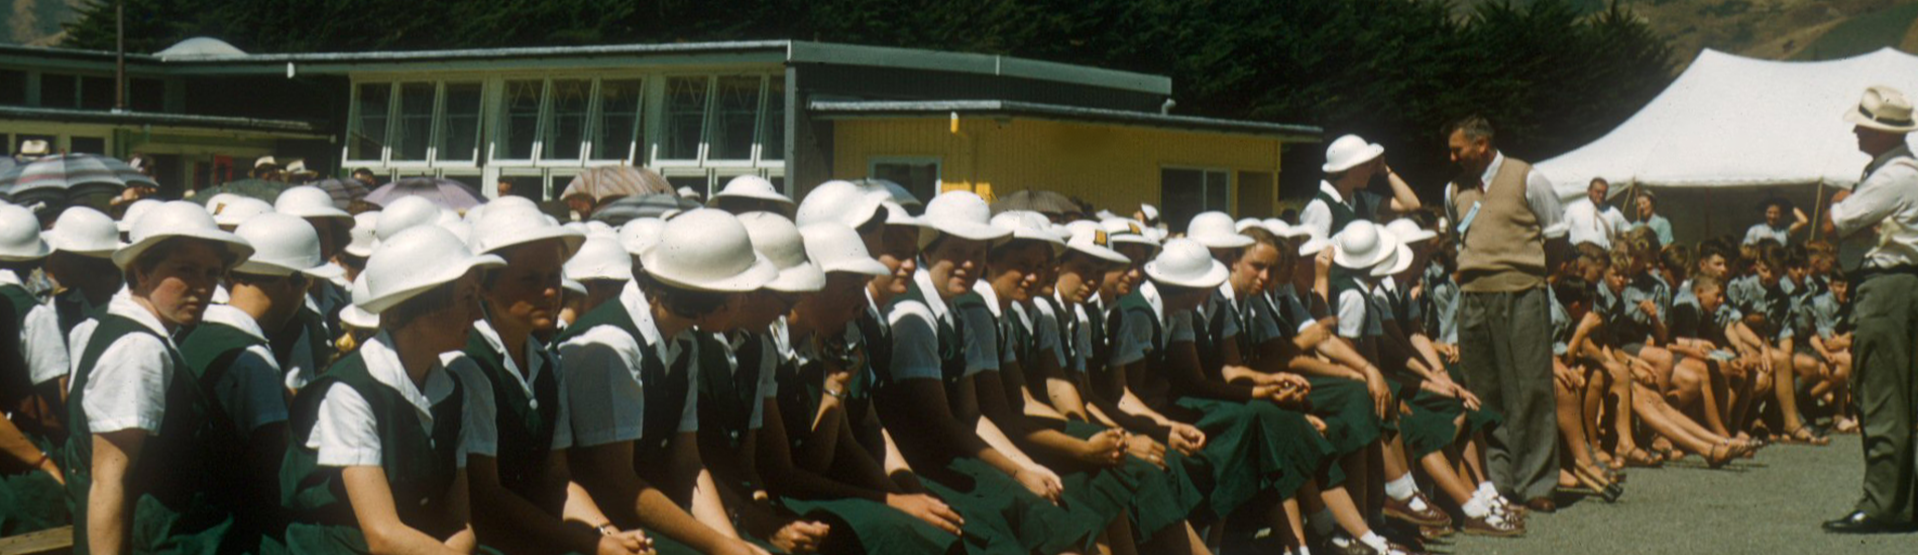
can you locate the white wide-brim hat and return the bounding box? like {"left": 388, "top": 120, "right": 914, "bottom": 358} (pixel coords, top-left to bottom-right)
{"left": 990, "top": 211, "right": 1066, "bottom": 256}
{"left": 210, "top": 197, "right": 274, "bottom": 228}
{"left": 355, "top": 226, "right": 504, "bottom": 314}
{"left": 1186, "top": 211, "right": 1253, "bottom": 249}
{"left": 561, "top": 278, "right": 587, "bottom": 297}
{"left": 339, "top": 277, "right": 380, "bottom": 329}
{"left": 1384, "top": 218, "right": 1437, "bottom": 244}
{"left": 1370, "top": 226, "right": 1414, "bottom": 277}
{"left": 565, "top": 236, "right": 636, "bottom": 282}
{"left": 44, "top": 206, "right": 124, "bottom": 258}
{"left": 116, "top": 199, "right": 163, "bottom": 233}
{"left": 375, "top": 196, "right": 442, "bottom": 241}
{"left": 739, "top": 211, "right": 827, "bottom": 293}
{"left": 1099, "top": 217, "right": 1159, "bottom": 249}
{"left": 343, "top": 211, "right": 379, "bottom": 258}
{"left": 1846, "top": 84, "right": 1918, "bottom": 133}
{"left": 1265, "top": 218, "right": 1310, "bottom": 239}
{"left": 920, "top": 191, "right": 1012, "bottom": 247}
{"left": 469, "top": 204, "right": 586, "bottom": 258}
{"left": 275, "top": 186, "right": 352, "bottom": 221}
{"left": 1144, "top": 238, "right": 1229, "bottom": 289}
{"left": 0, "top": 204, "right": 51, "bottom": 261}
{"left": 1331, "top": 221, "right": 1392, "bottom": 270}
{"left": 641, "top": 209, "right": 778, "bottom": 292}
{"left": 233, "top": 213, "right": 343, "bottom": 278}
{"left": 1064, "top": 221, "right": 1131, "bottom": 265}
{"left": 1322, "top": 134, "right": 1385, "bottom": 173}
{"left": 800, "top": 222, "right": 890, "bottom": 277}
{"left": 796, "top": 180, "right": 890, "bottom": 229}
{"left": 710, "top": 175, "right": 795, "bottom": 207}
{"left": 619, "top": 218, "right": 666, "bottom": 256}
{"left": 113, "top": 201, "right": 255, "bottom": 270}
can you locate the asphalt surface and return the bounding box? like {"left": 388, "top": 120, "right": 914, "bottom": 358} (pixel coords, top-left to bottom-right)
{"left": 1430, "top": 434, "right": 1917, "bottom": 554}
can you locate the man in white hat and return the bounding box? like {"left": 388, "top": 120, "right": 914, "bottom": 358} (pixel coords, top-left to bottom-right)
{"left": 1441, "top": 115, "right": 1565, "bottom": 512}
{"left": 65, "top": 201, "right": 255, "bottom": 555}
{"left": 178, "top": 213, "right": 340, "bottom": 547}
{"left": 278, "top": 225, "right": 497, "bottom": 554}
{"left": 1822, "top": 84, "right": 1918, "bottom": 533}
{"left": 0, "top": 203, "right": 69, "bottom": 535}
{"left": 1300, "top": 134, "right": 1422, "bottom": 240}
{"left": 556, "top": 209, "right": 785, "bottom": 555}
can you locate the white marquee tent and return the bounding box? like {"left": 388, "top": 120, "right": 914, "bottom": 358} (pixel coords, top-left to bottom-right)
{"left": 1537, "top": 47, "right": 1918, "bottom": 246}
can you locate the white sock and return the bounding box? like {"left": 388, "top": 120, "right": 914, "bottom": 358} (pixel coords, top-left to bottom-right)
{"left": 1476, "top": 481, "right": 1499, "bottom": 500}
{"left": 1359, "top": 531, "right": 1390, "bottom": 553}
{"left": 1298, "top": 547, "right": 1312, "bottom": 555}
{"left": 1385, "top": 474, "right": 1417, "bottom": 501}
{"left": 1309, "top": 508, "right": 1336, "bottom": 537}
{"left": 1463, "top": 496, "right": 1491, "bottom": 519}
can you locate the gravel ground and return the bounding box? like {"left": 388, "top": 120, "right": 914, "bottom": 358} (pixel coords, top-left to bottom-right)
{"left": 1423, "top": 434, "right": 1916, "bottom": 554}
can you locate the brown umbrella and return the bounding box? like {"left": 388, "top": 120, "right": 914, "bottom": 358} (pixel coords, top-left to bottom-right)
{"left": 560, "top": 166, "right": 671, "bottom": 204}
{"left": 990, "top": 189, "right": 1077, "bottom": 216}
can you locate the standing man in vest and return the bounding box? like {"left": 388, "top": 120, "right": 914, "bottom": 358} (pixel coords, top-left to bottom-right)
{"left": 1300, "top": 134, "right": 1422, "bottom": 239}
{"left": 1442, "top": 116, "right": 1567, "bottom": 513}
{"left": 1822, "top": 85, "right": 1918, "bottom": 534}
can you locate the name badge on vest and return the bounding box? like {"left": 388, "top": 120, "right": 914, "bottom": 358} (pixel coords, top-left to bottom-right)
{"left": 1457, "top": 201, "right": 1481, "bottom": 238}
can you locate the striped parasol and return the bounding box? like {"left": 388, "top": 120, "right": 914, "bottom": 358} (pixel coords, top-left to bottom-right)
{"left": 189, "top": 178, "right": 290, "bottom": 204}
{"left": 588, "top": 193, "right": 700, "bottom": 227}
{"left": 990, "top": 189, "right": 1077, "bottom": 216}
{"left": 311, "top": 177, "right": 373, "bottom": 209}
{"left": 365, "top": 176, "right": 485, "bottom": 211}
{"left": 0, "top": 153, "right": 156, "bottom": 208}
{"left": 560, "top": 166, "right": 672, "bottom": 204}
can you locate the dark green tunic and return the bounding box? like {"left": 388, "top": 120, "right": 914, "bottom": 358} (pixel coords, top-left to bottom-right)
{"left": 0, "top": 284, "right": 66, "bottom": 535}
{"left": 66, "top": 315, "right": 242, "bottom": 555}
{"left": 279, "top": 352, "right": 464, "bottom": 555}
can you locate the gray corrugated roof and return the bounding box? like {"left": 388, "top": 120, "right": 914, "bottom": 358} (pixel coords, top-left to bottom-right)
{"left": 0, "top": 40, "right": 1169, "bottom": 95}
{"left": 807, "top": 100, "right": 1320, "bottom": 140}
{"left": 0, "top": 106, "right": 325, "bottom": 135}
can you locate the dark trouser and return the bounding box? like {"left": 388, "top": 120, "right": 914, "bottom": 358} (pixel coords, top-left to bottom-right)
{"left": 1459, "top": 287, "right": 1558, "bottom": 501}
{"left": 1850, "top": 273, "right": 1918, "bottom": 523}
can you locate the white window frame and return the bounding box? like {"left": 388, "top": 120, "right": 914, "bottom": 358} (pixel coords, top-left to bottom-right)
{"left": 704, "top": 74, "right": 769, "bottom": 168}
{"left": 650, "top": 74, "right": 715, "bottom": 168}
{"left": 490, "top": 77, "right": 550, "bottom": 167}
{"left": 868, "top": 156, "right": 943, "bottom": 200}
{"left": 342, "top": 80, "right": 397, "bottom": 168}
{"left": 587, "top": 77, "right": 647, "bottom": 164}
{"left": 435, "top": 81, "right": 487, "bottom": 167}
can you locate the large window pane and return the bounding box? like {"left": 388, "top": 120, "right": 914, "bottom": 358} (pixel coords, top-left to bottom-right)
{"left": 500, "top": 80, "right": 544, "bottom": 160}
{"left": 69, "top": 136, "right": 105, "bottom": 154}
{"left": 710, "top": 76, "right": 760, "bottom": 161}
{"left": 0, "top": 70, "right": 24, "bottom": 105}
{"left": 761, "top": 78, "right": 785, "bottom": 161}
{"left": 40, "top": 74, "right": 75, "bottom": 108}
{"left": 131, "top": 78, "right": 164, "bottom": 112}
{"left": 80, "top": 76, "right": 113, "bottom": 109}
{"left": 350, "top": 82, "right": 391, "bottom": 160}
{"left": 391, "top": 83, "right": 435, "bottom": 161}
{"left": 662, "top": 77, "right": 709, "bottom": 160}
{"left": 592, "top": 79, "right": 643, "bottom": 161}
{"left": 544, "top": 79, "right": 590, "bottom": 161}
{"left": 1159, "top": 168, "right": 1231, "bottom": 233}
{"left": 438, "top": 83, "right": 483, "bottom": 162}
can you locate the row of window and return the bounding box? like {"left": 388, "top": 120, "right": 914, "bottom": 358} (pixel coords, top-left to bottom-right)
{"left": 347, "top": 74, "right": 785, "bottom": 168}
{"left": 0, "top": 69, "right": 165, "bottom": 111}
{"left": 866, "top": 158, "right": 1250, "bottom": 227}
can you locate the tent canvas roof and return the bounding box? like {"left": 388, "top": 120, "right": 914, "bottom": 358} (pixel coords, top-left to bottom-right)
{"left": 1538, "top": 47, "right": 1918, "bottom": 199}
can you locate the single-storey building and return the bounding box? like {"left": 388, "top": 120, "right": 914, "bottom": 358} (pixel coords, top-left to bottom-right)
{"left": 1, "top": 38, "right": 1319, "bottom": 226}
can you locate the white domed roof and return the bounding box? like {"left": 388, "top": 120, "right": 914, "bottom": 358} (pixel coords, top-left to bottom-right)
{"left": 155, "top": 37, "right": 247, "bottom": 59}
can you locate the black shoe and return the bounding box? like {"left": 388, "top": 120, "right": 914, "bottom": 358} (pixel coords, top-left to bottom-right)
{"left": 1822, "top": 511, "right": 1917, "bottom": 534}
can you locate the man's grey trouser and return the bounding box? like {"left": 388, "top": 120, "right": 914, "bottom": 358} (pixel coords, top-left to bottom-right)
{"left": 1459, "top": 287, "right": 1558, "bottom": 501}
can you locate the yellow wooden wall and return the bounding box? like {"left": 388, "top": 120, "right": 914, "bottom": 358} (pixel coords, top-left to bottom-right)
{"left": 829, "top": 116, "right": 1287, "bottom": 216}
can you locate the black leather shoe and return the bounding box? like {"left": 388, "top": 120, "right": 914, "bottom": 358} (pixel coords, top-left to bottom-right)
{"left": 1822, "top": 511, "right": 1917, "bottom": 534}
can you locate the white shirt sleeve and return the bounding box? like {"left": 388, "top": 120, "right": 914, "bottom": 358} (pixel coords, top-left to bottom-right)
{"left": 1526, "top": 169, "right": 1565, "bottom": 239}
{"left": 81, "top": 334, "right": 172, "bottom": 434}
{"left": 307, "top": 383, "right": 382, "bottom": 467}
{"left": 1300, "top": 200, "right": 1333, "bottom": 239}
{"left": 447, "top": 357, "right": 498, "bottom": 458}
{"left": 1831, "top": 163, "right": 1918, "bottom": 237}
{"left": 1338, "top": 290, "right": 1367, "bottom": 339}
{"left": 557, "top": 329, "right": 647, "bottom": 447}
{"left": 22, "top": 305, "right": 69, "bottom": 386}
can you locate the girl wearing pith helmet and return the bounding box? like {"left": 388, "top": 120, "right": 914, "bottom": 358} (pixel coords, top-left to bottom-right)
{"left": 279, "top": 225, "right": 501, "bottom": 555}
{"left": 444, "top": 203, "right": 657, "bottom": 555}
{"left": 874, "top": 191, "right": 1086, "bottom": 555}
{"left": 64, "top": 201, "right": 255, "bottom": 555}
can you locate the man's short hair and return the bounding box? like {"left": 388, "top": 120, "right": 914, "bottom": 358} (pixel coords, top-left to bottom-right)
{"left": 1761, "top": 198, "right": 1793, "bottom": 213}
{"left": 1589, "top": 177, "right": 1609, "bottom": 189}
{"left": 1445, "top": 115, "right": 1495, "bottom": 145}
{"left": 1693, "top": 274, "right": 1722, "bottom": 295}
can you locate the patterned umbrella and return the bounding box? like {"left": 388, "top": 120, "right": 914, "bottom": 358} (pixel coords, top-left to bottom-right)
{"left": 588, "top": 193, "right": 701, "bottom": 227}
{"left": 311, "top": 177, "right": 373, "bottom": 210}
{"left": 189, "top": 178, "right": 289, "bottom": 204}
{"left": 559, "top": 166, "right": 671, "bottom": 203}
{"left": 0, "top": 153, "right": 155, "bottom": 207}
{"left": 364, "top": 176, "right": 484, "bottom": 211}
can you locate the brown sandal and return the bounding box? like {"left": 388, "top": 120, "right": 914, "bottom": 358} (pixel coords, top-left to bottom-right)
{"left": 1778, "top": 427, "right": 1830, "bottom": 446}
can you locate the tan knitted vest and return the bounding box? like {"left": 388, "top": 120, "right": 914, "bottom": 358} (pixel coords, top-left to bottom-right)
{"left": 1453, "top": 157, "right": 1546, "bottom": 292}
